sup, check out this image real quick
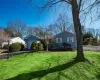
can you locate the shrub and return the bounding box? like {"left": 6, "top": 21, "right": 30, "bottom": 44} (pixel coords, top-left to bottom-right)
{"left": 19, "top": 43, "right": 25, "bottom": 51}
{"left": 31, "top": 42, "right": 44, "bottom": 52}
{"left": 83, "top": 37, "right": 99, "bottom": 46}
{"left": 9, "top": 43, "right": 21, "bottom": 52}
{"left": 37, "top": 43, "right": 44, "bottom": 51}
{"left": 83, "top": 32, "right": 93, "bottom": 41}
{"left": 90, "top": 38, "right": 98, "bottom": 46}
{"left": 31, "top": 42, "right": 38, "bottom": 52}
{"left": 40, "top": 40, "right": 47, "bottom": 50}
{"left": 3, "top": 44, "right": 8, "bottom": 49}
{"left": 98, "top": 40, "right": 100, "bottom": 45}
{"left": 83, "top": 32, "right": 94, "bottom": 45}
{"left": 62, "top": 43, "right": 71, "bottom": 48}
{"left": 49, "top": 42, "right": 57, "bottom": 50}
{"left": 83, "top": 38, "right": 91, "bottom": 45}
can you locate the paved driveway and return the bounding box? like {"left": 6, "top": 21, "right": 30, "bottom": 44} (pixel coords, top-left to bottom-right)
{"left": 0, "top": 51, "right": 30, "bottom": 59}
{"left": 83, "top": 45, "right": 100, "bottom": 52}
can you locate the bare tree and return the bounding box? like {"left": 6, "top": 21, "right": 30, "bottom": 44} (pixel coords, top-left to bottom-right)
{"left": 54, "top": 13, "right": 72, "bottom": 32}
{"left": 0, "top": 29, "right": 9, "bottom": 47}
{"left": 29, "top": 0, "right": 100, "bottom": 61}
{"left": 4, "top": 27, "right": 14, "bottom": 37}
{"left": 42, "top": 27, "right": 54, "bottom": 51}
{"left": 7, "top": 20, "right": 26, "bottom": 38}
{"left": 30, "top": 26, "right": 53, "bottom": 51}
{"left": 47, "top": 24, "right": 60, "bottom": 35}
{"left": 25, "top": 26, "right": 35, "bottom": 36}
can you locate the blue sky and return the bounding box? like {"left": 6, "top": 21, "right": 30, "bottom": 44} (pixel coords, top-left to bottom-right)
{"left": 0, "top": 0, "right": 63, "bottom": 27}
{"left": 0, "top": 0, "right": 100, "bottom": 29}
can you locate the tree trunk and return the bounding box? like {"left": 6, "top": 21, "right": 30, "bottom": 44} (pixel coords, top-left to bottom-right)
{"left": 71, "top": 0, "right": 85, "bottom": 61}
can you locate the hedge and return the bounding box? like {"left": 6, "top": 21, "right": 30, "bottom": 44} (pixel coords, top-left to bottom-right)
{"left": 31, "top": 42, "right": 44, "bottom": 52}
{"left": 9, "top": 43, "right": 21, "bottom": 52}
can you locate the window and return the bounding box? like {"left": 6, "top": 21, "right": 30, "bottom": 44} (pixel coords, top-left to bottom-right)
{"left": 56, "top": 38, "right": 62, "bottom": 43}
{"left": 67, "top": 37, "right": 70, "bottom": 42}
{"left": 67, "top": 37, "right": 74, "bottom": 42}
{"left": 71, "top": 37, "right": 74, "bottom": 42}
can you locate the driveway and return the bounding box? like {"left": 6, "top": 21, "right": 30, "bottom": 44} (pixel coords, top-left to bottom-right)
{"left": 83, "top": 45, "right": 100, "bottom": 52}
{"left": 0, "top": 51, "right": 30, "bottom": 59}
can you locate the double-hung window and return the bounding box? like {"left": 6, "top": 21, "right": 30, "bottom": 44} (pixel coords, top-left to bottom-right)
{"left": 56, "top": 38, "right": 62, "bottom": 43}
{"left": 67, "top": 37, "right": 74, "bottom": 42}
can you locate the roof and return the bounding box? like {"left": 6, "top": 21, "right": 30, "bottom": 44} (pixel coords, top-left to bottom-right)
{"left": 25, "top": 34, "right": 54, "bottom": 40}
{"left": 8, "top": 37, "right": 20, "bottom": 40}
{"left": 6, "top": 37, "right": 22, "bottom": 41}
{"left": 55, "top": 31, "right": 75, "bottom": 37}
{"left": 24, "top": 35, "right": 39, "bottom": 39}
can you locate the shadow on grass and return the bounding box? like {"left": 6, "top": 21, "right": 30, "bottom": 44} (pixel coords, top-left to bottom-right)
{"left": 96, "top": 68, "right": 100, "bottom": 80}
{"left": 7, "top": 59, "right": 80, "bottom": 80}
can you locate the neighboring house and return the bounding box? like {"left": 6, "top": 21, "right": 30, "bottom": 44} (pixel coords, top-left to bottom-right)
{"left": 2, "top": 37, "right": 26, "bottom": 48}
{"left": 24, "top": 35, "right": 40, "bottom": 49}
{"left": 53, "top": 31, "right": 77, "bottom": 48}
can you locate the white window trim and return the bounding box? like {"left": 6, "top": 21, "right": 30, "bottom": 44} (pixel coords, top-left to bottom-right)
{"left": 67, "top": 37, "right": 70, "bottom": 42}
{"left": 56, "top": 38, "right": 62, "bottom": 43}
{"left": 71, "top": 37, "right": 74, "bottom": 42}
{"left": 67, "top": 37, "right": 74, "bottom": 43}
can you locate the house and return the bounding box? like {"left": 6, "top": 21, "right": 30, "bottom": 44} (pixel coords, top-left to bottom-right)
{"left": 24, "top": 35, "right": 40, "bottom": 49}
{"left": 53, "top": 31, "right": 77, "bottom": 48}
{"left": 24, "top": 34, "right": 54, "bottom": 49}
{"left": 25, "top": 32, "right": 76, "bottom": 50}
{"left": 2, "top": 37, "right": 26, "bottom": 48}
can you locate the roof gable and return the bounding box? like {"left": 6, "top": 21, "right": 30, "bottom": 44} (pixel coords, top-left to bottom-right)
{"left": 25, "top": 35, "right": 39, "bottom": 40}
{"left": 55, "top": 31, "right": 75, "bottom": 37}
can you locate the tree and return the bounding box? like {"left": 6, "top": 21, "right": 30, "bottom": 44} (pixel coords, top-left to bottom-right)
{"left": 26, "top": 26, "right": 35, "bottom": 36}
{"left": 7, "top": 20, "right": 26, "bottom": 38}
{"left": 32, "top": 26, "right": 53, "bottom": 51}
{"left": 0, "top": 29, "right": 9, "bottom": 47}
{"left": 54, "top": 13, "right": 72, "bottom": 32}
{"left": 4, "top": 27, "right": 15, "bottom": 37}
{"left": 29, "top": 0, "right": 100, "bottom": 61}
{"left": 42, "top": 27, "right": 53, "bottom": 51}
{"left": 33, "top": 27, "right": 44, "bottom": 38}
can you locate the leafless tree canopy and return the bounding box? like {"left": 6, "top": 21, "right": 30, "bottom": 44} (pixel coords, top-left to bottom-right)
{"left": 53, "top": 13, "right": 74, "bottom": 33}
{"left": 0, "top": 29, "right": 9, "bottom": 46}
{"left": 7, "top": 20, "right": 26, "bottom": 38}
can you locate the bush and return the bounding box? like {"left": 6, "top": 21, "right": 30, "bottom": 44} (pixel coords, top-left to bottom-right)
{"left": 90, "top": 38, "right": 98, "bottom": 46}
{"left": 31, "top": 42, "right": 38, "bottom": 52}
{"left": 37, "top": 43, "right": 44, "bottom": 51}
{"left": 83, "top": 32, "right": 94, "bottom": 45}
{"left": 3, "top": 44, "right": 8, "bottom": 49}
{"left": 83, "top": 32, "right": 93, "bottom": 41}
{"left": 19, "top": 43, "right": 25, "bottom": 51}
{"left": 40, "top": 40, "right": 47, "bottom": 50}
{"left": 9, "top": 43, "right": 21, "bottom": 52}
{"left": 83, "top": 38, "right": 91, "bottom": 45}
{"left": 83, "top": 37, "right": 99, "bottom": 46}
{"left": 31, "top": 42, "right": 43, "bottom": 52}
{"left": 62, "top": 43, "right": 71, "bottom": 48}
{"left": 98, "top": 40, "right": 100, "bottom": 45}
{"left": 49, "top": 42, "right": 57, "bottom": 50}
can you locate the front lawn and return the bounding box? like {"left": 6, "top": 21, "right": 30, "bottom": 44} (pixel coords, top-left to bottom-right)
{"left": 0, "top": 51, "right": 100, "bottom": 80}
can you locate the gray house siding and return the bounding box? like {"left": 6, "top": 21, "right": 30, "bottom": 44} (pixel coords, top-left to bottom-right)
{"left": 53, "top": 31, "right": 77, "bottom": 48}
{"left": 25, "top": 35, "right": 40, "bottom": 49}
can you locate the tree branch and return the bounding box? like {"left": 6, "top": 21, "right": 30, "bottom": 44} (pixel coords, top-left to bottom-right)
{"left": 78, "top": 0, "right": 82, "bottom": 12}
{"left": 61, "top": 0, "right": 71, "bottom": 4}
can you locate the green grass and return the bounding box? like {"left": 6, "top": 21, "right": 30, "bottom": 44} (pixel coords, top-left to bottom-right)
{"left": 0, "top": 51, "right": 100, "bottom": 80}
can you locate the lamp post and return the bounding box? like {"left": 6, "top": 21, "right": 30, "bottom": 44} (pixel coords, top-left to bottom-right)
{"left": 7, "top": 40, "right": 10, "bottom": 59}
{"left": 46, "top": 35, "right": 49, "bottom": 52}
